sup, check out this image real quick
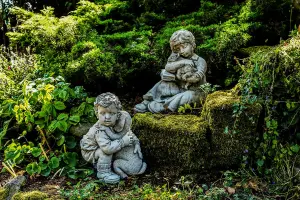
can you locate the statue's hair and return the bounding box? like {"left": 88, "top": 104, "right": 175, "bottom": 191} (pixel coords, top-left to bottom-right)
{"left": 94, "top": 92, "right": 122, "bottom": 114}
{"left": 169, "top": 29, "right": 196, "bottom": 51}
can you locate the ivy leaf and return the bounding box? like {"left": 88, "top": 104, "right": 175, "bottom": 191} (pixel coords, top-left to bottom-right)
{"left": 49, "top": 157, "right": 60, "bottom": 169}
{"left": 290, "top": 144, "right": 300, "bottom": 153}
{"left": 57, "top": 113, "right": 68, "bottom": 121}
{"left": 54, "top": 101, "right": 66, "bottom": 110}
{"left": 57, "top": 121, "right": 68, "bottom": 132}
{"left": 31, "top": 147, "right": 42, "bottom": 157}
{"left": 57, "top": 136, "right": 65, "bottom": 146}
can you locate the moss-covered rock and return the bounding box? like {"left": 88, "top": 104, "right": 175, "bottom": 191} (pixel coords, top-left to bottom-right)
{"left": 132, "top": 91, "right": 262, "bottom": 174}
{"left": 132, "top": 113, "right": 210, "bottom": 173}
{"left": 202, "top": 91, "right": 262, "bottom": 167}
{"left": 12, "top": 191, "right": 49, "bottom": 200}
{"left": 0, "top": 187, "right": 9, "bottom": 200}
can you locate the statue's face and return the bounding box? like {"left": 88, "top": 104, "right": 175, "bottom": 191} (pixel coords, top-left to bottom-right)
{"left": 173, "top": 42, "right": 194, "bottom": 58}
{"left": 97, "top": 104, "right": 118, "bottom": 127}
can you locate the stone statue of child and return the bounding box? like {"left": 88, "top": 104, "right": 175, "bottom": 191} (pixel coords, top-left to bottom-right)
{"left": 80, "top": 92, "right": 146, "bottom": 184}
{"left": 134, "top": 29, "right": 207, "bottom": 113}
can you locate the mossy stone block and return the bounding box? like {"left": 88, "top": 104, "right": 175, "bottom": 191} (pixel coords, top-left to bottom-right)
{"left": 12, "top": 191, "right": 49, "bottom": 200}
{"left": 132, "top": 113, "right": 210, "bottom": 173}
{"left": 202, "top": 91, "right": 262, "bottom": 167}
{"left": 0, "top": 187, "right": 8, "bottom": 199}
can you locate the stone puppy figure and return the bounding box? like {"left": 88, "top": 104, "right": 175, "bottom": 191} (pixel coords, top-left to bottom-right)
{"left": 176, "top": 64, "right": 198, "bottom": 89}
{"left": 80, "top": 92, "right": 146, "bottom": 184}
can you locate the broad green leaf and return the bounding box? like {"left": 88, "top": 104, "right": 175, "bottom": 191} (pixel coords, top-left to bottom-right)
{"left": 57, "top": 121, "right": 68, "bottom": 132}
{"left": 26, "top": 162, "right": 41, "bottom": 175}
{"left": 63, "top": 152, "right": 78, "bottom": 167}
{"left": 57, "top": 135, "right": 65, "bottom": 146}
{"left": 49, "top": 157, "right": 60, "bottom": 169}
{"left": 45, "top": 84, "right": 55, "bottom": 92}
{"left": 41, "top": 167, "right": 51, "bottom": 177}
{"left": 35, "top": 120, "right": 45, "bottom": 125}
{"left": 290, "top": 144, "right": 300, "bottom": 153}
{"left": 57, "top": 113, "right": 68, "bottom": 121}
{"left": 69, "top": 115, "right": 80, "bottom": 125}
{"left": 86, "top": 97, "right": 95, "bottom": 104}
{"left": 54, "top": 101, "right": 66, "bottom": 110}
{"left": 59, "top": 90, "right": 68, "bottom": 101}
{"left": 48, "top": 120, "right": 58, "bottom": 132}
{"left": 76, "top": 102, "right": 86, "bottom": 116}
{"left": 31, "top": 147, "right": 42, "bottom": 157}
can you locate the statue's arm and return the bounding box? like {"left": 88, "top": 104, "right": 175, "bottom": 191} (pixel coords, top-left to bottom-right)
{"left": 96, "top": 132, "right": 122, "bottom": 155}
{"left": 185, "top": 57, "right": 207, "bottom": 83}
{"left": 194, "top": 57, "right": 207, "bottom": 79}
{"left": 165, "top": 60, "right": 187, "bottom": 73}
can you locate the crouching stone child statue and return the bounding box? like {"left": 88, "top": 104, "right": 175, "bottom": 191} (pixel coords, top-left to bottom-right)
{"left": 80, "top": 92, "right": 147, "bottom": 184}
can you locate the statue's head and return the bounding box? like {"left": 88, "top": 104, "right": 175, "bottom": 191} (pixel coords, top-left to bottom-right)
{"left": 94, "top": 92, "right": 122, "bottom": 127}
{"left": 169, "top": 30, "right": 196, "bottom": 58}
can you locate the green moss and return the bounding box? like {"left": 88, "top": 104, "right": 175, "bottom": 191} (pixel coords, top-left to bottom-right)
{"left": 202, "top": 91, "right": 262, "bottom": 167}
{"left": 132, "top": 92, "right": 262, "bottom": 173}
{"left": 0, "top": 187, "right": 9, "bottom": 199}
{"left": 238, "top": 46, "right": 273, "bottom": 56}
{"left": 12, "top": 191, "right": 49, "bottom": 200}
{"left": 132, "top": 113, "right": 210, "bottom": 173}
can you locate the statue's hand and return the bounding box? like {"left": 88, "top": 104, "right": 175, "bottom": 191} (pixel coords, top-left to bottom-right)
{"left": 134, "top": 143, "right": 143, "bottom": 159}
{"left": 121, "top": 131, "right": 133, "bottom": 147}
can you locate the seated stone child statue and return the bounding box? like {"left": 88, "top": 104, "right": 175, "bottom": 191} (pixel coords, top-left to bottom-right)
{"left": 80, "top": 92, "right": 146, "bottom": 184}
{"left": 134, "top": 29, "right": 207, "bottom": 113}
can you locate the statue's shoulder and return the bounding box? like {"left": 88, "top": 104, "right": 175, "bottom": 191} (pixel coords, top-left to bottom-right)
{"left": 192, "top": 54, "right": 206, "bottom": 66}
{"left": 85, "top": 123, "right": 105, "bottom": 136}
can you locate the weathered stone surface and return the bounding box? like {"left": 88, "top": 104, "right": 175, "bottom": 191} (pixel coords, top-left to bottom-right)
{"left": 0, "top": 176, "right": 26, "bottom": 200}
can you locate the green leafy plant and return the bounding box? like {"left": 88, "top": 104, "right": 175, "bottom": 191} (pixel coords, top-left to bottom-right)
{"left": 1, "top": 75, "right": 96, "bottom": 178}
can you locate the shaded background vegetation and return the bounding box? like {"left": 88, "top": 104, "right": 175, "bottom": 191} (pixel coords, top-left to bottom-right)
{"left": 1, "top": 0, "right": 298, "bottom": 96}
